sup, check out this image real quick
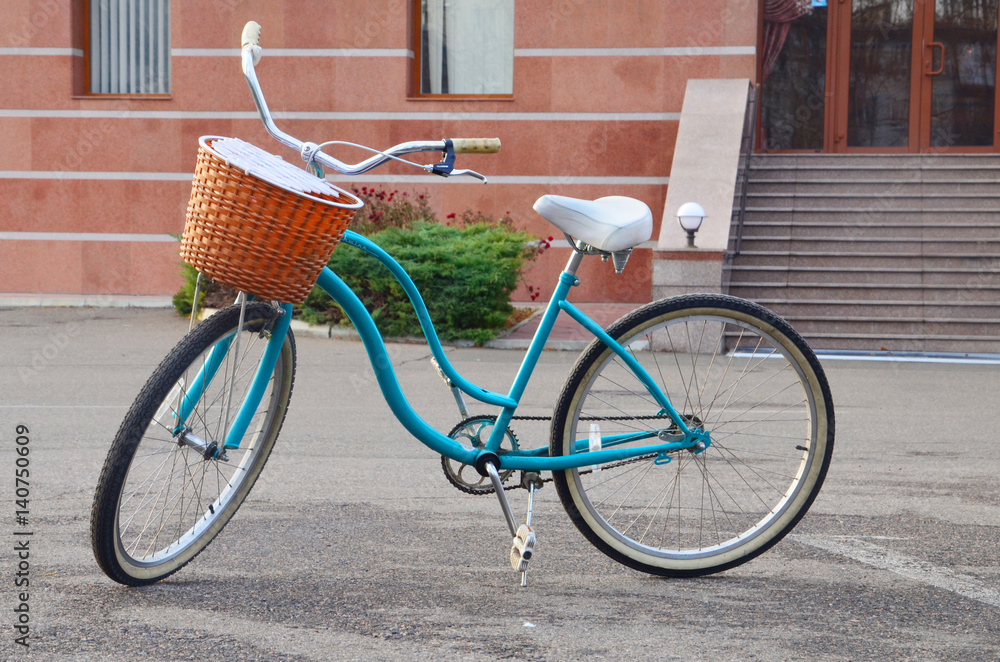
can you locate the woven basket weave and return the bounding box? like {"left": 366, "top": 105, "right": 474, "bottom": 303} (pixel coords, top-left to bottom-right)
{"left": 180, "top": 136, "right": 363, "bottom": 303}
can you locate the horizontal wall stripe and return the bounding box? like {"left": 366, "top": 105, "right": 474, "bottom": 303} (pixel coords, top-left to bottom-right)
{"left": 0, "top": 232, "right": 177, "bottom": 242}
{"left": 2, "top": 46, "right": 754, "bottom": 59}
{"left": 0, "top": 171, "right": 667, "bottom": 185}
{"left": 0, "top": 294, "right": 173, "bottom": 308}
{"left": 0, "top": 109, "right": 680, "bottom": 121}
{"left": 172, "top": 48, "right": 412, "bottom": 57}
{"left": 515, "top": 46, "right": 757, "bottom": 57}
{"left": 171, "top": 47, "right": 753, "bottom": 58}
{"left": 328, "top": 175, "right": 668, "bottom": 185}
{"left": 0, "top": 171, "right": 193, "bottom": 181}
{"left": 0, "top": 234, "right": 658, "bottom": 250}
{"left": 0, "top": 48, "right": 84, "bottom": 56}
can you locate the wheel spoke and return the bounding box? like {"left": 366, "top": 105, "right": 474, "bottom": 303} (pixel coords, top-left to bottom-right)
{"left": 553, "top": 295, "right": 832, "bottom": 577}
{"left": 93, "top": 303, "right": 295, "bottom": 585}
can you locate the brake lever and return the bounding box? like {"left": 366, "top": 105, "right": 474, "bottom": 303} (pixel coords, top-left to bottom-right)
{"left": 421, "top": 163, "right": 488, "bottom": 183}
{"left": 450, "top": 169, "right": 488, "bottom": 183}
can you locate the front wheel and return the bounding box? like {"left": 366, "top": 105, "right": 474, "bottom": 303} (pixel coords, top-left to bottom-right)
{"left": 550, "top": 294, "right": 834, "bottom": 577}
{"left": 91, "top": 302, "right": 296, "bottom": 585}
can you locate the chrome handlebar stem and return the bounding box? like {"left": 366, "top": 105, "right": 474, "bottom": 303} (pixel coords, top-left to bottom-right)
{"left": 240, "top": 47, "right": 449, "bottom": 175}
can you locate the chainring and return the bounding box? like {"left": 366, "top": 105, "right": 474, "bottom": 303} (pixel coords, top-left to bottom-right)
{"left": 441, "top": 415, "right": 519, "bottom": 495}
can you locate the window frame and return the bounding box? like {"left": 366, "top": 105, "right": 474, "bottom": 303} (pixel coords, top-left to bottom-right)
{"left": 80, "top": 0, "right": 172, "bottom": 99}
{"left": 409, "top": 0, "right": 514, "bottom": 100}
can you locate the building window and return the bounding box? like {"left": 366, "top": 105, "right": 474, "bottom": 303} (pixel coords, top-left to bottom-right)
{"left": 87, "top": 0, "right": 170, "bottom": 95}
{"left": 415, "top": 0, "right": 514, "bottom": 96}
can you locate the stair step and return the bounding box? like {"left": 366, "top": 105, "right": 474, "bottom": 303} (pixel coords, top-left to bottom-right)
{"left": 729, "top": 153, "right": 1000, "bottom": 351}
{"left": 741, "top": 220, "right": 1000, "bottom": 228}
{"left": 736, "top": 250, "right": 999, "bottom": 258}
{"left": 783, "top": 315, "right": 1000, "bottom": 325}
{"left": 748, "top": 194, "right": 1000, "bottom": 211}
{"left": 749, "top": 168, "right": 1000, "bottom": 181}
{"left": 743, "top": 208, "right": 1000, "bottom": 218}
{"left": 730, "top": 284, "right": 1000, "bottom": 303}
{"left": 734, "top": 299, "right": 1000, "bottom": 314}
{"left": 736, "top": 238, "right": 1000, "bottom": 253}
{"left": 750, "top": 153, "right": 1000, "bottom": 167}
{"left": 728, "top": 266, "right": 1000, "bottom": 286}
{"left": 805, "top": 337, "right": 1000, "bottom": 352}
{"left": 738, "top": 224, "right": 1000, "bottom": 240}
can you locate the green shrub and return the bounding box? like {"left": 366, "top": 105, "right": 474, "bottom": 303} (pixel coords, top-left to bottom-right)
{"left": 172, "top": 263, "right": 205, "bottom": 316}
{"left": 175, "top": 187, "right": 540, "bottom": 344}
{"left": 301, "top": 217, "right": 538, "bottom": 345}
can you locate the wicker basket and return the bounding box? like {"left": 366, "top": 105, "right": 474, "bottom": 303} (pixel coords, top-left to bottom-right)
{"left": 180, "top": 136, "right": 364, "bottom": 303}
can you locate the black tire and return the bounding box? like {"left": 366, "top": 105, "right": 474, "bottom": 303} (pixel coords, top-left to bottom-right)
{"left": 91, "top": 302, "right": 296, "bottom": 585}
{"left": 550, "top": 294, "right": 834, "bottom": 577}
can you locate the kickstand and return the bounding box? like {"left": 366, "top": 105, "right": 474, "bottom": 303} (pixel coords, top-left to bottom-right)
{"left": 517, "top": 472, "right": 543, "bottom": 587}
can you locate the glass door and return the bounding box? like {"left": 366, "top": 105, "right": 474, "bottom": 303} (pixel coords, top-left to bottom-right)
{"left": 842, "top": 0, "right": 918, "bottom": 149}
{"left": 833, "top": 0, "right": 1000, "bottom": 152}
{"left": 924, "top": 0, "right": 998, "bottom": 149}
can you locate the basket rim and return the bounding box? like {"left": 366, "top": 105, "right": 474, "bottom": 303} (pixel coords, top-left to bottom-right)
{"left": 198, "top": 135, "right": 365, "bottom": 211}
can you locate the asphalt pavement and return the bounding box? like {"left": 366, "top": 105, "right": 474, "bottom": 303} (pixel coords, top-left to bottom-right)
{"left": 1, "top": 305, "right": 999, "bottom": 661}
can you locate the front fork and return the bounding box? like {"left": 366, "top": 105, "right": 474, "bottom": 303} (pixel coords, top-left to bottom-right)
{"left": 173, "top": 300, "right": 293, "bottom": 455}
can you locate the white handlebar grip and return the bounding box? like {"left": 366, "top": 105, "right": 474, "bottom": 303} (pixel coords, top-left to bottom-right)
{"left": 241, "top": 21, "right": 261, "bottom": 48}
{"left": 451, "top": 138, "right": 501, "bottom": 154}
{"left": 241, "top": 21, "right": 262, "bottom": 65}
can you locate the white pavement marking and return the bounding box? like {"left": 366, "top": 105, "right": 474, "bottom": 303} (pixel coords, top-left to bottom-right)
{"left": 793, "top": 535, "right": 1000, "bottom": 608}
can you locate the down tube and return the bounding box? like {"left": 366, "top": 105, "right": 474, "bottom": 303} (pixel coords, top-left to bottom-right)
{"left": 316, "top": 268, "right": 478, "bottom": 466}
{"left": 222, "top": 302, "right": 293, "bottom": 449}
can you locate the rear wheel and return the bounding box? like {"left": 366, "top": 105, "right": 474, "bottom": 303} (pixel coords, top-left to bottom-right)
{"left": 91, "top": 302, "right": 295, "bottom": 585}
{"left": 550, "top": 294, "right": 834, "bottom": 576}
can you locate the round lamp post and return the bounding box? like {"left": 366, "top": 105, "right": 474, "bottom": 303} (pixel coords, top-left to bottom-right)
{"left": 676, "top": 202, "right": 706, "bottom": 248}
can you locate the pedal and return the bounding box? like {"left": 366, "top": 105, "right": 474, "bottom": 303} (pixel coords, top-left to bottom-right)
{"left": 485, "top": 461, "right": 541, "bottom": 587}
{"left": 510, "top": 524, "right": 535, "bottom": 573}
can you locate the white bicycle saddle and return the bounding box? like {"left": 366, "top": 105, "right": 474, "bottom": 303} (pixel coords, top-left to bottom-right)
{"left": 533, "top": 195, "right": 653, "bottom": 253}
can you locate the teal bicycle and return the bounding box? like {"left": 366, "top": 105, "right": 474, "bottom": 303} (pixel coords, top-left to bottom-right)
{"left": 90, "top": 23, "right": 835, "bottom": 587}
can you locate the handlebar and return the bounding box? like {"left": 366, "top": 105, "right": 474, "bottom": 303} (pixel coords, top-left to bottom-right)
{"left": 239, "top": 21, "right": 499, "bottom": 179}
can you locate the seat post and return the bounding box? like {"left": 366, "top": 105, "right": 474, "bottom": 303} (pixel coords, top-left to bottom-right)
{"left": 563, "top": 246, "right": 585, "bottom": 278}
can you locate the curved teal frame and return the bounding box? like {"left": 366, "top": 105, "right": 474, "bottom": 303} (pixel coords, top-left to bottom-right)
{"left": 310, "top": 231, "right": 704, "bottom": 470}
{"left": 186, "top": 230, "right": 705, "bottom": 471}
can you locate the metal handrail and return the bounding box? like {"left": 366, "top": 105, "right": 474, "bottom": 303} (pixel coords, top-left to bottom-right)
{"left": 721, "top": 83, "right": 758, "bottom": 296}
{"left": 730, "top": 83, "right": 759, "bottom": 258}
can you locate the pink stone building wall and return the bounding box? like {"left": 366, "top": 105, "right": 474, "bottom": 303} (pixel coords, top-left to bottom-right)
{"left": 0, "top": 0, "right": 758, "bottom": 303}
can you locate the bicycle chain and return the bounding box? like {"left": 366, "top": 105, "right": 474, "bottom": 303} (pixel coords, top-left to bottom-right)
{"left": 441, "top": 412, "right": 677, "bottom": 493}
{"left": 494, "top": 413, "right": 669, "bottom": 492}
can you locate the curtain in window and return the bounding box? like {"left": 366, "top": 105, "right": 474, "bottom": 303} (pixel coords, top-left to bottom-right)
{"left": 761, "top": 0, "right": 812, "bottom": 82}
{"left": 89, "top": 0, "right": 171, "bottom": 94}
{"left": 421, "top": 0, "right": 514, "bottom": 94}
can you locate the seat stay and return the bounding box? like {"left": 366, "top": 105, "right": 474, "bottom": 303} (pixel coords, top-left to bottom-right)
{"left": 559, "top": 300, "right": 695, "bottom": 438}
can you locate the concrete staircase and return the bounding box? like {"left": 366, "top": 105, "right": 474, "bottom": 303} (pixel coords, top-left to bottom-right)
{"left": 726, "top": 154, "right": 1000, "bottom": 353}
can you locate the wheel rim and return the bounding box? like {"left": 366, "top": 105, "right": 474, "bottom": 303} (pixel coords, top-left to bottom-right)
{"left": 114, "top": 320, "right": 287, "bottom": 569}
{"left": 564, "top": 308, "right": 827, "bottom": 569}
